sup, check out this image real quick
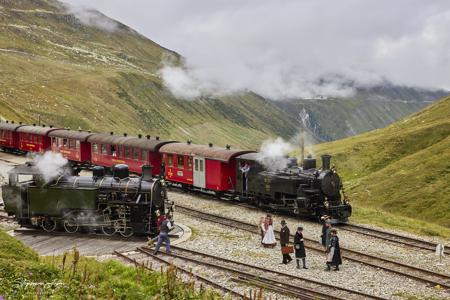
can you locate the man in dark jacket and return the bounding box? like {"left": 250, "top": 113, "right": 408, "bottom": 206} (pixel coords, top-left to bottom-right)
{"left": 326, "top": 228, "right": 342, "bottom": 271}
{"left": 280, "top": 220, "right": 292, "bottom": 264}
{"left": 294, "top": 226, "right": 307, "bottom": 269}
{"left": 154, "top": 215, "right": 173, "bottom": 255}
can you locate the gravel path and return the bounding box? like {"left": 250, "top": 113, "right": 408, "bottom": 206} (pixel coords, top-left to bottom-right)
{"left": 170, "top": 191, "right": 450, "bottom": 299}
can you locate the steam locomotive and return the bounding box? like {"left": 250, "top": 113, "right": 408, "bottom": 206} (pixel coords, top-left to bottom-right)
{"left": 235, "top": 154, "right": 352, "bottom": 223}
{"left": 2, "top": 163, "right": 168, "bottom": 237}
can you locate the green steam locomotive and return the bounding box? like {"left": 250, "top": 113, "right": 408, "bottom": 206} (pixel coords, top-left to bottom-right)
{"left": 2, "top": 163, "right": 168, "bottom": 237}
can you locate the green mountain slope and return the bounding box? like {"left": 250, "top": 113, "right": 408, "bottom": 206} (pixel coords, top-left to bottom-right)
{"left": 310, "top": 96, "right": 450, "bottom": 235}
{"left": 0, "top": 0, "right": 297, "bottom": 149}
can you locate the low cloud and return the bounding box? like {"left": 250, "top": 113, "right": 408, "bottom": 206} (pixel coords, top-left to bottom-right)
{"left": 64, "top": 3, "right": 118, "bottom": 32}
{"left": 62, "top": 0, "right": 450, "bottom": 100}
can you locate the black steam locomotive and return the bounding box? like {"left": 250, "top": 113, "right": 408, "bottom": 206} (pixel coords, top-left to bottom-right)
{"left": 235, "top": 154, "right": 352, "bottom": 223}
{"left": 2, "top": 163, "right": 168, "bottom": 237}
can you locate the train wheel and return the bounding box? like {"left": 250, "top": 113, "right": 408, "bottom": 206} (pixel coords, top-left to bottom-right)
{"left": 102, "top": 226, "right": 116, "bottom": 236}
{"left": 41, "top": 218, "right": 56, "bottom": 232}
{"left": 63, "top": 218, "right": 79, "bottom": 233}
{"left": 119, "top": 227, "right": 134, "bottom": 238}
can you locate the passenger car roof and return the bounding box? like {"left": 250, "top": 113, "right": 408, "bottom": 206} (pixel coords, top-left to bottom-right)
{"left": 16, "top": 125, "right": 59, "bottom": 136}
{"left": 87, "top": 133, "right": 175, "bottom": 151}
{"left": 0, "top": 121, "right": 24, "bottom": 131}
{"left": 49, "top": 129, "right": 94, "bottom": 142}
{"left": 159, "top": 143, "right": 255, "bottom": 163}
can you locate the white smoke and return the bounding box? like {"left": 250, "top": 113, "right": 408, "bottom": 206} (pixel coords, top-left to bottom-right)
{"left": 64, "top": 3, "right": 118, "bottom": 32}
{"left": 34, "top": 152, "right": 69, "bottom": 183}
{"left": 257, "top": 137, "right": 293, "bottom": 172}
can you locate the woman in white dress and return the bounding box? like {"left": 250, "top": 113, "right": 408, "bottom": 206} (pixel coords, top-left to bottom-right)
{"left": 262, "top": 215, "right": 277, "bottom": 248}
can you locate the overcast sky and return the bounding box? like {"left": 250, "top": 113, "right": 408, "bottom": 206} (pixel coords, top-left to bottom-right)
{"left": 63, "top": 0, "right": 450, "bottom": 99}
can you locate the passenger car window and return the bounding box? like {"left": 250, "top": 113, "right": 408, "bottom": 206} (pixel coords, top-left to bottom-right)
{"left": 110, "top": 145, "right": 117, "bottom": 156}
{"left": 101, "top": 144, "right": 107, "bottom": 155}
{"left": 76, "top": 140, "right": 80, "bottom": 150}
{"left": 142, "top": 150, "right": 148, "bottom": 161}
{"left": 187, "top": 157, "right": 193, "bottom": 170}
{"left": 200, "top": 160, "right": 204, "bottom": 172}
{"left": 133, "top": 149, "right": 139, "bottom": 160}
{"left": 92, "top": 143, "right": 98, "bottom": 153}
{"left": 69, "top": 139, "right": 76, "bottom": 149}
{"left": 177, "top": 155, "right": 184, "bottom": 169}
{"left": 124, "top": 147, "right": 131, "bottom": 158}
{"left": 167, "top": 154, "right": 173, "bottom": 166}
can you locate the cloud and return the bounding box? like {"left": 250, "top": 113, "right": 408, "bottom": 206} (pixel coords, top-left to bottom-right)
{"left": 62, "top": 0, "right": 450, "bottom": 99}
{"left": 63, "top": 2, "right": 118, "bottom": 32}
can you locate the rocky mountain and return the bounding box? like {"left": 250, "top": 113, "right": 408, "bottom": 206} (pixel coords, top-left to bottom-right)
{"left": 273, "top": 85, "right": 448, "bottom": 141}
{"left": 0, "top": 0, "right": 446, "bottom": 149}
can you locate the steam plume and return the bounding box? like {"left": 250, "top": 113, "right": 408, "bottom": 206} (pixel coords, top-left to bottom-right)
{"left": 256, "top": 137, "right": 293, "bottom": 172}
{"left": 34, "top": 152, "right": 69, "bottom": 183}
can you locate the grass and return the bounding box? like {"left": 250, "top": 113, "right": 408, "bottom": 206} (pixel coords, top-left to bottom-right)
{"left": 309, "top": 96, "right": 450, "bottom": 237}
{"left": 0, "top": 230, "right": 223, "bottom": 299}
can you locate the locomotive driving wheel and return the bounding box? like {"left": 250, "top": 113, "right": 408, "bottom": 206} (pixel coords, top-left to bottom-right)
{"left": 101, "top": 225, "right": 116, "bottom": 236}
{"left": 41, "top": 217, "right": 56, "bottom": 232}
{"left": 63, "top": 218, "right": 79, "bottom": 233}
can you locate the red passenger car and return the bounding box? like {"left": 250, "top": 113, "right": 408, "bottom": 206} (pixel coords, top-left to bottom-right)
{"left": 87, "top": 133, "right": 174, "bottom": 175}
{"left": 17, "top": 125, "right": 59, "bottom": 154}
{"left": 49, "top": 129, "right": 94, "bottom": 164}
{"left": 159, "top": 142, "right": 254, "bottom": 192}
{"left": 0, "top": 121, "right": 23, "bottom": 151}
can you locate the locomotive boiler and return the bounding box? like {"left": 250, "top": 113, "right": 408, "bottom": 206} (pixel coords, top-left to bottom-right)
{"left": 236, "top": 154, "right": 352, "bottom": 223}
{"left": 2, "top": 163, "right": 168, "bottom": 237}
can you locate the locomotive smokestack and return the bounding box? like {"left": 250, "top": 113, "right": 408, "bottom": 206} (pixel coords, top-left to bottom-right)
{"left": 142, "top": 165, "right": 153, "bottom": 181}
{"left": 321, "top": 154, "right": 331, "bottom": 170}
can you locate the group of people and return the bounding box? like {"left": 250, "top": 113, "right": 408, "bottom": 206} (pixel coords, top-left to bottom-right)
{"left": 259, "top": 214, "right": 342, "bottom": 271}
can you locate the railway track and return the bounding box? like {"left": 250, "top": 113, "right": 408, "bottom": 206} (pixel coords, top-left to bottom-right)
{"left": 114, "top": 250, "right": 246, "bottom": 299}
{"left": 138, "top": 246, "right": 385, "bottom": 300}
{"left": 341, "top": 223, "right": 450, "bottom": 256}
{"left": 176, "top": 204, "right": 450, "bottom": 290}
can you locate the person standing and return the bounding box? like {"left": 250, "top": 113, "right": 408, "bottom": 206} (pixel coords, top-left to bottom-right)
{"left": 280, "top": 220, "right": 292, "bottom": 264}
{"left": 259, "top": 216, "right": 265, "bottom": 242}
{"left": 262, "top": 214, "right": 276, "bottom": 248}
{"left": 240, "top": 161, "right": 250, "bottom": 192}
{"left": 294, "top": 226, "right": 307, "bottom": 269}
{"left": 320, "top": 217, "right": 331, "bottom": 249}
{"left": 154, "top": 216, "right": 173, "bottom": 255}
{"left": 326, "top": 229, "right": 342, "bottom": 271}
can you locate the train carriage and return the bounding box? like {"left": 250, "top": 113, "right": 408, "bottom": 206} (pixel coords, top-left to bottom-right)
{"left": 159, "top": 142, "right": 254, "bottom": 192}
{"left": 87, "top": 132, "right": 174, "bottom": 175}
{"left": 16, "top": 125, "right": 59, "bottom": 153}
{"left": 49, "top": 129, "right": 94, "bottom": 164}
{"left": 0, "top": 121, "right": 24, "bottom": 151}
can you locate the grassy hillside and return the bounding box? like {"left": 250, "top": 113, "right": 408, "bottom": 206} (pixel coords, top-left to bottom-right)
{"left": 309, "top": 96, "right": 450, "bottom": 236}
{"left": 0, "top": 229, "right": 220, "bottom": 299}
{"left": 0, "top": 0, "right": 297, "bottom": 149}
